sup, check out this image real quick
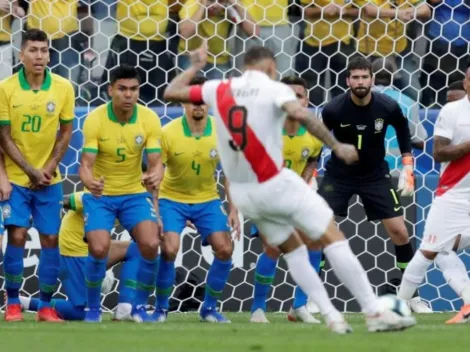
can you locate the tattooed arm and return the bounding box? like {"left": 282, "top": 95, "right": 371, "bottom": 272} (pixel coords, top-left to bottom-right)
{"left": 301, "top": 157, "right": 318, "bottom": 184}
{"left": 433, "top": 136, "right": 470, "bottom": 163}
{"left": 45, "top": 122, "right": 73, "bottom": 177}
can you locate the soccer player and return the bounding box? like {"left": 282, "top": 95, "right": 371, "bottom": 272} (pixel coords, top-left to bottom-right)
{"left": 154, "top": 75, "right": 240, "bottom": 323}
{"left": 18, "top": 191, "right": 141, "bottom": 321}
{"left": 79, "top": 64, "right": 163, "bottom": 323}
{"left": 163, "top": 44, "right": 416, "bottom": 333}
{"left": 446, "top": 80, "right": 466, "bottom": 103}
{"left": 250, "top": 75, "right": 323, "bottom": 324}
{"left": 317, "top": 56, "right": 430, "bottom": 313}
{"left": 0, "top": 29, "right": 75, "bottom": 322}
{"left": 398, "top": 64, "right": 470, "bottom": 324}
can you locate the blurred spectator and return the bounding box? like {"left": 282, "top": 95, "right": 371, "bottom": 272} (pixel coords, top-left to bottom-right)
{"left": 102, "top": 0, "right": 173, "bottom": 105}
{"left": 354, "top": 0, "right": 430, "bottom": 101}
{"left": 446, "top": 80, "right": 466, "bottom": 103}
{"left": 26, "top": 0, "right": 81, "bottom": 86}
{"left": 372, "top": 58, "right": 427, "bottom": 173}
{"left": 295, "top": 0, "right": 357, "bottom": 107}
{"left": 178, "top": 0, "right": 257, "bottom": 79}
{"left": 235, "top": 0, "right": 293, "bottom": 77}
{"left": 0, "top": 0, "right": 23, "bottom": 80}
{"left": 419, "top": 0, "right": 470, "bottom": 108}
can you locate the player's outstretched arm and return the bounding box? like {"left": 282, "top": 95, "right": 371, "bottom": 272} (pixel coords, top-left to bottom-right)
{"left": 0, "top": 148, "right": 11, "bottom": 201}
{"left": 282, "top": 101, "right": 359, "bottom": 165}
{"left": 433, "top": 136, "right": 470, "bottom": 162}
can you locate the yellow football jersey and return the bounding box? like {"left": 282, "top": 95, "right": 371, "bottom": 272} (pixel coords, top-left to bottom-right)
{"left": 178, "top": 0, "right": 232, "bottom": 65}
{"left": 283, "top": 126, "right": 323, "bottom": 176}
{"left": 241, "top": 0, "right": 289, "bottom": 26}
{"left": 27, "top": 0, "right": 78, "bottom": 40}
{"left": 117, "top": 0, "right": 168, "bottom": 41}
{"left": 160, "top": 116, "right": 219, "bottom": 204}
{"left": 59, "top": 192, "right": 88, "bottom": 257}
{"left": 82, "top": 103, "right": 162, "bottom": 196}
{"left": 0, "top": 10, "right": 12, "bottom": 42}
{"left": 354, "top": 0, "right": 424, "bottom": 56}
{"left": 0, "top": 68, "right": 75, "bottom": 187}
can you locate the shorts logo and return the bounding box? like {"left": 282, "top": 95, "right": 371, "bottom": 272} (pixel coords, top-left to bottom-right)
{"left": 301, "top": 148, "right": 310, "bottom": 159}
{"left": 135, "top": 135, "right": 144, "bottom": 146}
{"left": 374, "top": 118, "right": 384, "bottom": 132}
{"left": 46, "top": 101, "right": 55, "bottom": 114}
{"left": 209, "top": 148, "right": 218, "bottom": 159}
{"left": 2, "top": 204, "right": 11, "bottom": 219}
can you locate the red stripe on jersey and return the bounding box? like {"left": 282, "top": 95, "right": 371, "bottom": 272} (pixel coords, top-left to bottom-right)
{"left": 436, "top": 153, "right": 470, "bottom": 196}
{"left": 215, "top": 80, "right": 280, "bottom": 182}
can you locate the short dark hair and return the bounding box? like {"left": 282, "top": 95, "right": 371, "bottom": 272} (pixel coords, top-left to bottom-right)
{"left": 21, "top": 29, "right": 48, "bottom": 48}
{"left": 280, "top": 76, "right": 308, "bottom": 90}
{"left": 347, "top": 57, "right": 372, "bottom": 77}
{"left": 190, "top": 76, "right": 208, "bottom": 86}
{"left": 448, "top": 80, "right": 465, "bottom": 92}
{"left": 244, "top": 46, "right": 275, "bottom": 66}
{"left": 110, "top": 64, "right": 140, "bottom": 85}
{"left": 371, "top": 58, "right": 395, "bottom": 86}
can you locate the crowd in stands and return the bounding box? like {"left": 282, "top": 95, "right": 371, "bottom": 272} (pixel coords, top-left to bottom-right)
{"left": 0, "top": 0, "right": 468, "bottom": 108}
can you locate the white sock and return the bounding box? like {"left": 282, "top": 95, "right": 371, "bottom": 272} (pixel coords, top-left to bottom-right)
{"left": 19, "top": 296, "right": 31, "bottom": 311}
{"left": 398, "top": 250, "right": 433, "bottom": 300}
{"left": 436, "top": 252, "right": 470, "bottom": 304}
{"left": 323, "top": 240, "right": 381, "bottom": 315}
{"left": 283, "top": 245, "right": 342, "bottom": 320}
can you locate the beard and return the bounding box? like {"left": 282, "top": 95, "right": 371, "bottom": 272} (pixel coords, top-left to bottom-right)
{"left": 351, "top": 85, "right": 371, "bottom": 99}
{"left": 192, "top": 109, "right": 205, "bottom": 120}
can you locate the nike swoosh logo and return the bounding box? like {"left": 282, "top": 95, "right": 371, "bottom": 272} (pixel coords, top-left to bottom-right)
{"left": 13, "top": 104, "right": 22, "bottom": 108}
{"left": 99, "top": 138, "right": 109, "bottom": 142}
{"left": 394, "top": 207, "right": 401, "bottom": 211}
{"left": 340, "top": 124, "right": 350, "bottom": 128}
{"left": 174, "top": 152, "right": 184, "bottom": 156}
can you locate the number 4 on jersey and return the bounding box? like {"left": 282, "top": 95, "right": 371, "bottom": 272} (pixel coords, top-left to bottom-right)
{"left": 228, "top": 105, "right": 248, "bottom": 151}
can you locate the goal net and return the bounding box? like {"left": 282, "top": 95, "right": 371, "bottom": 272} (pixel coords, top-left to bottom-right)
{"left": 1, "top": 0, "right": 469, "bottom": 313}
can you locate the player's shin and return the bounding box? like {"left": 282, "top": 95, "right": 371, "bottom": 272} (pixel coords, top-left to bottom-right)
{"left": 203, "top": 257, "right": 232, "bottom": 310}
{"left": 251, "top": 252, "right": 277, "bottom": 312}
{"left": 38, "top": 246, "right": 60, "bottom": 308}
{"left": 85, "top": 255, "right": 107, "bottom": 310}
{"left": 397, "top": 251, "right": 433, "bottom": 301}
{"left": 155, "top": 256, "right": 176, "bottom": 310}
{"left": 395, "top": 242, "right": 414, "bottom": 274}
{"left": 436, "top": 252, "right": 470, "bottom": 304}
{"left": 4, "top": 244, "right": 25, "bottom": 305}
{"left": 118, "top": 242, "right": 140, "bottom": 307}
{"left": 134, "top": 257, "right": 158, "bottom": 309}
{"left": 292, "top": 250, "right": 322, "bottom": 309}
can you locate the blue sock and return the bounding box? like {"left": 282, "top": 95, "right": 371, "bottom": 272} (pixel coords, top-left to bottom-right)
{"left": 155, "top": 257, "right": 175, "bottom": 310}
{"left": 293, "top": 250, "right": 322, "bottom": 309}
{"left": 85, "top": 255, "right": 107, "bottom": 310}
{"left": 134, "top": 257, "right": 158, "bottom": 308}
{"left": 29, "top": 298, "right": 40, "bottom": 311}
{"left": 118, "top": 243, "right": 140, "bottom": 304}
{"left": 251, "top": 253, "right": 277, "bottom": 312}
{"left": 51, "top": 299, "right": 86, "bottom": 321}
{"left": 203, "top": 258, "right": 232, "bottom": 310}
{"left": 4, "top": 244, "right": 25, "bottom": 305}
{"left": 38, "top": 247, "right": 60, "bottom": 308}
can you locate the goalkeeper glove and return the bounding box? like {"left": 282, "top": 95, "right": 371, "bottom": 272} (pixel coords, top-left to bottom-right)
{"left": 398, "top": 156, "right": 415, "bottom": 196}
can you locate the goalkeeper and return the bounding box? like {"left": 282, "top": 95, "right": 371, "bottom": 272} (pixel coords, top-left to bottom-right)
{"left": 19, "top": 191, "right": 141, "bottom": 321}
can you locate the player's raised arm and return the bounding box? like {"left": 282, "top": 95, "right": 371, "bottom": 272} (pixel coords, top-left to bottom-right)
{"left": 79, "top": 116, "right": 104, "bottom": 196}
{"left": 163, "top": 43, "right": 208, "bottom": 104}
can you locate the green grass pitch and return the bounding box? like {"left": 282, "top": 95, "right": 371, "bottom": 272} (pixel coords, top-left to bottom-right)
{"left": 0, "top": 313, "right": 468, "bottom": 352}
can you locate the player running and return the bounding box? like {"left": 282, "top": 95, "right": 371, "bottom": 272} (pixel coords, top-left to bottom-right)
{"left": 17, "top": 191, "right": 141, "bottom": 321}
{"left": 317, "top": 57, "right": 430, "bottom": 312}
{"left": 79, "top": 64, "right": 163, "bottom": 323}
{"left": 250, "top": 75, "right": 323, "bottom": 324}
{"left": 154, "top": 76, "right": 240, "bottom": 323}
{"left": 163, "top": 44, "right": 416, "bottom": 334}
{"left": 399, "top": 64, "right": 470, "bottom": 324}
{"left": 0, "top": 29, "right": 75, "bottom": 322}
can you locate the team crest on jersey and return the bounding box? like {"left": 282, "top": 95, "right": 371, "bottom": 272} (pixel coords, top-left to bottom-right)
{"left": 135, "top": 135, "right": 144, "bottom": 146}
{"left": 2, "top": 204, "right": 11, "bottom": 219}
{"left": 46, "top": 101, "right": 55, "bottom": 114}
{"left": 209, "top": 148, "right": 218, "bottom": 159}
{"left": 301, "top": 148, "right": 310, "bottom": 159}
{"left": 374, "top": 118, "right": 384, "bottom": 132}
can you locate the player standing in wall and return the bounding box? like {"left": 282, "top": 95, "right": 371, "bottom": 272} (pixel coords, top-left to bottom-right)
{"left": 399, "top": 63, "right": 470, "bottom": 324}
{"left": 250, "top": 75, "right": 323, "bottom": 324}
{"left": 317, "top": 57, "right": 430, "bottom": 312}
{"left": 163, "top": 44, "right": 416, "bottom": 334}
{"left": 79, "top": 65, "right": 163, "bottom": 323}
{"left": 0, "top": 29, "right": 75, "bottom": 322}
{"left": 155, "top": 75, "right": 240, "bottom": 323}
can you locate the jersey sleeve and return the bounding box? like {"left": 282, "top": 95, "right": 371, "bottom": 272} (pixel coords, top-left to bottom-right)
{"left": 0, "top": 85, "right": 10, "bottom": 126}
{"left": 389, "top": 102, "right": 412, "bottom": 154}
{"left": 69, "top": 192, "right": 84, "bottom": 213}
{"left": 201, "top": 80, "right": 222, "bottom": 107}
{"left": 60, "top": 81, "right": 75, "bottom": 124}
{"left": 434, "top": 106, "right": 454, "bottom": 139}
{"left": 274, "top": 83, "right": 298, "bottom": 109}
{"left": 82, "top": 114, "right": 99, "bottom": 154}
{"left": 145, "top": 113, "right": 162, "bottom": 154}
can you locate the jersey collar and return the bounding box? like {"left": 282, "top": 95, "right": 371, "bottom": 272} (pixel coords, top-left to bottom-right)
{"left": 282, "top": 125, "right": 307, "bottom": 137}
{"left": 182, "top": 115, "right": 212, "bottom": 138}
{"left": 107, "top": 102, "right": 137, "bottom": 125}
{"left": 18, "top": 67, "right": 52, "bottom": 91}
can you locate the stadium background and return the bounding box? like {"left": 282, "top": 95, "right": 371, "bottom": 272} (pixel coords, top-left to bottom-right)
{"left": 0, "top": 0, "right": 468, "bottom": 313}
